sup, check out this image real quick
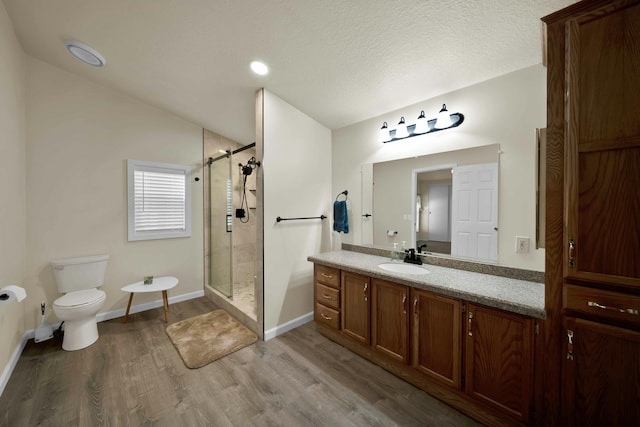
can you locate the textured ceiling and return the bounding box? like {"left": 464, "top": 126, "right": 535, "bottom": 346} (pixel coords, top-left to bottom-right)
{"left": 3, "top": 0, "right": 576, "bottom": 144}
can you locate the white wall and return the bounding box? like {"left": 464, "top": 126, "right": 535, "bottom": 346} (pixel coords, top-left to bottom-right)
{"left": 332, "top": 65, "right": 546, "bottom": 271}
{"left": 24, "top": 57, "right": 204, "bottom": 329}
{"left": 0, "top": 1, "right": 27, "bottom": 387}
{"left": 262, "top": 90, "right": 332, "bottom": 333}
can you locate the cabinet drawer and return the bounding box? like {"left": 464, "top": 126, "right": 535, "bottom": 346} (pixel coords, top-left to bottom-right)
{"left": 315, "top": 265, "right": 340, "bottom": 288}
{"left": 564, "top": 284, "right": 640, "bottom": 326}
{"left": 315, "top": 303, "right": 340, "bottom": 330}
{"left": 315, "top": 283, "right": 340, "bottom": 310}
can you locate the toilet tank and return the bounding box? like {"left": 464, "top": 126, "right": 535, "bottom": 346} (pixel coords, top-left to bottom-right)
{"left": 50, "top": 254, "right": 109, "bottom": 293}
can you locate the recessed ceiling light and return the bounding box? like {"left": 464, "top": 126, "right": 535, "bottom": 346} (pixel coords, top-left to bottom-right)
{"left": 250, "top": 61, "right": 269, "bottom": 76}
{"left": 65, "top": 40, "right": 106, "bottom": 67}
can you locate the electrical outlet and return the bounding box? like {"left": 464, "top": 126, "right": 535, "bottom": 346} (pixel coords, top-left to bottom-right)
{"left": 515, "top": 236, "right": 530, "bottom": 254}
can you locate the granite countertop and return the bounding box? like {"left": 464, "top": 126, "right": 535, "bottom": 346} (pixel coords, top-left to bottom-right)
{"left": 308, "top": 250, "right": 546, "bottom": 319}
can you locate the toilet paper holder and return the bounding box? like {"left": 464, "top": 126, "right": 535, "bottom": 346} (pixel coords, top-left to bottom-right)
{"left": 0, "top": 285, "right": 27, "bottom": 304}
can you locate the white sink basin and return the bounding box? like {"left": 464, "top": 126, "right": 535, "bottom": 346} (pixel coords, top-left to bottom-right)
{"left": 378, "top": 263, "right": 430, "bottom": 275}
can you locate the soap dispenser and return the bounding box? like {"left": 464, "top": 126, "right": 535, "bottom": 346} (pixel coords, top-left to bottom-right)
{"left": 391, "top": 243, "right": 399, "bottom": 260}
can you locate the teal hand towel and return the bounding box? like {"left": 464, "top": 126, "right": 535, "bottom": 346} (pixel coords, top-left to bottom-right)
{"left": 333, "top": 200, "right": 349, "bottom": 233}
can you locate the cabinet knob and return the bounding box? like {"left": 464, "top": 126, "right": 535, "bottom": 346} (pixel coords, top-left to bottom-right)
{"left": 363, "top": 283, "right": 368, "bottom": 301}
{"left": 468, "top": 312, "right": 473, "bottom": 336}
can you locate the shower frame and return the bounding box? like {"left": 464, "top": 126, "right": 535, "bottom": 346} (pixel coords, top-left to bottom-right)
{"left": 206, "top": 142, "right": 257, "bottom": 303}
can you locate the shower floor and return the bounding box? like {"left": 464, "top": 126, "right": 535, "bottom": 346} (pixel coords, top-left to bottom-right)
{"left": 232, "top": 279, "right": 256, "bottom": 320}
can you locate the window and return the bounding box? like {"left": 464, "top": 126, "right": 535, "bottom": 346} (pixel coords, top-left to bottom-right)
{"left": 127, "top": 159, "right": 191, "bottom": 241}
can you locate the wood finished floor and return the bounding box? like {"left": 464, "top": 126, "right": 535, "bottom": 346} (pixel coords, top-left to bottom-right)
{"left": 0, "top": 297, "right": 481, "bottom": 427}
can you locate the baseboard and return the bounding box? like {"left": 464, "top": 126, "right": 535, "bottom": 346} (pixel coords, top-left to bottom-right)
{"left": 0, "top": 331, "right": 29, "bottom": 398}
{"left": 263, "top": 311, "right": 313, "bottom": 341}
{"left": 97, "top": 289, "right": 205, "bottom": 322}
{"left": 0, "top": 290, "right": 204, "bottom": 399}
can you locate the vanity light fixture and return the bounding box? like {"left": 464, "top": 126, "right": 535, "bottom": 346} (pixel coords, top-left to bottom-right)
{"left": 379, "top": 104, "right": 464, "bottom": 143}
{"left": 64, "top": 40, "right": 106, "bottom": 67}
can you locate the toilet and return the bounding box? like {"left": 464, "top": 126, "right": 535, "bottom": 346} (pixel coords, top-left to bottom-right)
{"left": 51, "top": 254, "right": 109, "bottom": 351}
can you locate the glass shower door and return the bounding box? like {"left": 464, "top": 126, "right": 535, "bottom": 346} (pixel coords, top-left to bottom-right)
{"left": 208, "top": 155, "right": 233, "bottom": 298}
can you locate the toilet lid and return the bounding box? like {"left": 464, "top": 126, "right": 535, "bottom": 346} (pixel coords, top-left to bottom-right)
{"left": 54, "top": 289, "right": 106, "bottom": 308}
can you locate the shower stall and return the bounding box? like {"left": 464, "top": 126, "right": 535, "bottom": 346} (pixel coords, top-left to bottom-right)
{"left": 204, "top": 138, "right": 259, "bottom": 320}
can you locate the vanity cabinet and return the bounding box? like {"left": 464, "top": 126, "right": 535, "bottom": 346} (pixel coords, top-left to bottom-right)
{"left": 543, "top": 1, "right": 640, "bottom": 424}
{"left": 371, "top": 279, "right": 410, "bottom": 364}
{"left": 411, "top": 288, "right": 461, "bottom": 388}
{"left": 313, "top": 263, "right": 537, "bottom": 426}
{"left": 341, "top": 271, "right": 371, "bottom": 344}
{"left": 465, "top": 303, "right": 533, "bottom": 423}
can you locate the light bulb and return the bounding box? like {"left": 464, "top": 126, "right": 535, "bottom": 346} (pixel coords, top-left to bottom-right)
{"left": 434, "top": 104, "right": 453, "bottom": 129}
{"left": 414, "top": 110, "right": 429, "bottom": 134}
{"left": 379, "top": 122, "right": 391, "bottom": 142}
{"left": 250, "top": 61, "right": 269, "bottom": 75}
{"left": 395, "top": 117, "right": 409, "bottom": 139}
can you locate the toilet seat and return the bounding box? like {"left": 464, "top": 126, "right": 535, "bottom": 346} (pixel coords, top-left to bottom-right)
{"left": 54, "top": 289, "right": 106, "bottom": 309}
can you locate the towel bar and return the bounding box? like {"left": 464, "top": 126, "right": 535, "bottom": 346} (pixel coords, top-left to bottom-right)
{"left": 276, "top": 215, "right": 327, "bottom": 223}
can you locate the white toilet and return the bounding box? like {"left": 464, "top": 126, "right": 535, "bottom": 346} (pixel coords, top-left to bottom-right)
{"left": 51, "top": 254, "right": 109, "bottom": 351}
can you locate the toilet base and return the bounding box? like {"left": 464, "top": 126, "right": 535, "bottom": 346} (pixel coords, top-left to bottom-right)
{"left": 61, "top": 316, "right": 99, "bottom": 351}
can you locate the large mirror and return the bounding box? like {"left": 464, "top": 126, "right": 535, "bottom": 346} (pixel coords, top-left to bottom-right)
{"left": 362, "top": 144, "right": 500, "bottom": 262}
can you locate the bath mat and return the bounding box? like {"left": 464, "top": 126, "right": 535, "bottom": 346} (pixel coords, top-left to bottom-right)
{"left": 166, "top": 309, "right": 257, "bottom": 369}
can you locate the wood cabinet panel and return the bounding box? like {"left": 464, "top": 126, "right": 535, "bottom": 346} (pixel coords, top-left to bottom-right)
{"left": 314, "top": 303, "right": 339, "bottom": 330}
{"left": 411, "top": 289, "right": 461, "bottom": 388}
{"left": 564, "top": 0, "right": 640, "bottom": 287}
{"left": 315, "top": 283, "right": 340, "bottom": 310}
{"left": 563, "top": 284, "right": 640, "bottom": 326}
{"left": 371, "top": 279, "right": 409, "bottom": 364}
{"left": 341, "top": 271, "right": 370, "bottom": 345}
{"left": 465, "top": 304, "right": 533, "bottom": 423}
{"left": 563, "top": 317, "right": 640, "bottom": 426}
{"left": 315, "top": 264, "right": 340, "bottom": 288}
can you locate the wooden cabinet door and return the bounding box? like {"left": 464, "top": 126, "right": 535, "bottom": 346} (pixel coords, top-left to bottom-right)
{"left": 563, "top": 317, "right": 640, "bottom": 426}
{"left": 564, "top": 0, "right": 640, "bottom": 288}
{"left": 341, "top": 271, "right": 370, "bottom": 345}
{"left": 371, "top": 279, "right": 409, "bottom": 364}
{"left": 411, "top": 289, "right": 461, "bottom": 388}
{"left": 465, "top": 304, "right": 533, "bottom": 423}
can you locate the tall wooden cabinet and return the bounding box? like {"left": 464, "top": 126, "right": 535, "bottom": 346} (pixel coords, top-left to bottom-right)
{"left": 543, "top": 1, "right": 640, "bottom": 425}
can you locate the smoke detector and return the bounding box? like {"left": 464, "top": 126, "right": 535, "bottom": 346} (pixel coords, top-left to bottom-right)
{"left": 64, "top": 40, "right": 106, "bottom": 67}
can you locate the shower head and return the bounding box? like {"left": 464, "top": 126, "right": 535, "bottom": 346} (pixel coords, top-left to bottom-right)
{"left": 239, "top": 157, "right": 260, "bottom": 176}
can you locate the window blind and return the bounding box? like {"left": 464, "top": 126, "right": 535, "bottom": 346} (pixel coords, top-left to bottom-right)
{"left": 134, "top": 170, "right": 186, "bottom": 232}
{"left": 127, "top": 159, "right": 191, "bottom": 241}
